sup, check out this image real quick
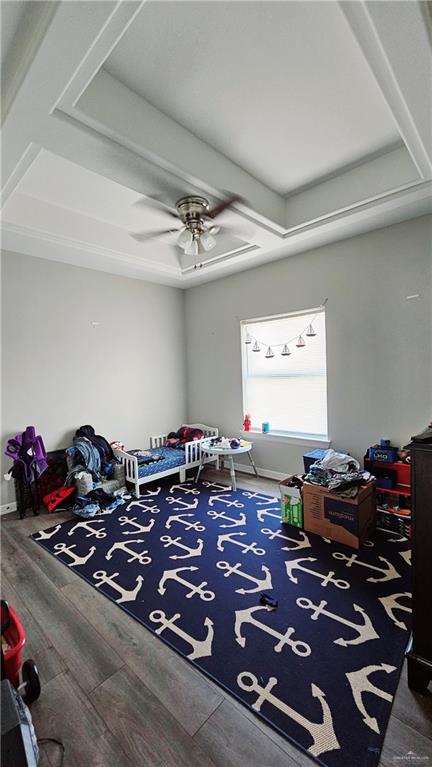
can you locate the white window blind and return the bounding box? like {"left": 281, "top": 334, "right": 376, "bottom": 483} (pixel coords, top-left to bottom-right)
{"left": 241, "top": 309, "right": 328, "bottom": 439}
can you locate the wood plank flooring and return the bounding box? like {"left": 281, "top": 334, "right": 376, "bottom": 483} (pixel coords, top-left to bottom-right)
{"left": 1, "top": 468, "right": 431, "bottom": 767}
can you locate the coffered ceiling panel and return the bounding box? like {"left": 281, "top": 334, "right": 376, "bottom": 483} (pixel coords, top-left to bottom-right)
{"left": 1, "top": 0, "right": 430, "bottom": 287}
{"left": 104, "top": 0, "right": 400, "bottom": 194}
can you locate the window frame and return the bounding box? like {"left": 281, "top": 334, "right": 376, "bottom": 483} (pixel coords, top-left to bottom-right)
{"left": 240, "top": 306, "right": 330, "bottom": 445}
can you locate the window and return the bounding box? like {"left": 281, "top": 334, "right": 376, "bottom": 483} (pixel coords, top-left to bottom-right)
{"left": 241, "top": 308, "right": 328, "bottom": 439}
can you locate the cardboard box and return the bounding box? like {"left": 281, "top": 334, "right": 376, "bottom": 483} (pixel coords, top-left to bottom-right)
{"left": 279, "top": 477, "right": 303, "bottom": 528}
{"left": 303, "top": 480, "right": 376, "bottom": 549}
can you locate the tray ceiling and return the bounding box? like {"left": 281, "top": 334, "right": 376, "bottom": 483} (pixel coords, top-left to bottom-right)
{"left": 1, "top": 1, "right": 431, "bottom": 287}
{"left": 104, "top": 1, "right": 400, "bottom": 194}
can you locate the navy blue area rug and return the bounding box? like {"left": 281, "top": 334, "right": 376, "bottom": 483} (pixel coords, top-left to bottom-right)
{"left": 32, "top": 479, "right": 412, "bottom": 767}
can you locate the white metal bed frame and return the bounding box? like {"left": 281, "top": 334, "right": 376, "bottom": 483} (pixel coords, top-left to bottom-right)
{"left": 112, "top": 423, "right": 219, "bottom": 498}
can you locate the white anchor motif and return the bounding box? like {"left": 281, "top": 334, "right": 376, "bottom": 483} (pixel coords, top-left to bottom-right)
{"left": 381, "top": 530, "right": 408, "bottom": 543}
{"left": 234, "top": 606, "right": 311, "bottom": 657}
{"left": 208, "top": 494, "right": 244, "bottom": 508}
{"left": 34, "top": 524, "right": 61, "bottom": 541}
{"left": 242, "top": 491, "right": 278, "bottom": 506}
{"left": 256, "top": 508, "right": 281, "bottom": 523}
{"left": 149, "top": 610, "right": 214, "bottom": 660}
{"left": 160, "top": 535, "right": 204, "bottom": 560}
{"left": 261, "top": 527, "right": 311, "bottom": 551}
{"left": 105, "top": 539, "right": 152, "bottom": 565}
{"left": 136, "top": 486, "right": 161, "bottom": 499}
{"left": 158, "top": 566, "right": 215, "bottom": 601}
{"left": 332, "top": 552, "right": 401, "bottom": 583}
{"left": 296, "top": 597, "right": 378, "bottom": 646}
{"left": 237, "top": 672, "right": 340, "bottom": 757}
{"left": 346, "top": 664, "right": 396, "bottom": 733}
{"left": 166, "top": 496, "right": 199, "bottom": 511}
{"left": 399, "top": 549, "right": 411, "bottom": 566}
{"left": 202, "top": 480, "right": 228, "bottom": 491}
{"left": 125, "top": 499, "right": 160, "bottom": 514}
{"left": 379, "top": 592, "right": 412, "bottom": 630}
{"left": 207, "top": 509, "right": 246, "bottom": 528}
{"left": 285, "top": 557, "right": 350, "bottom": 590}
{"left": 169, "top": 482, "right": 200, "bottom": 495}
{"left": 217, "top": 532, "right": 266, "bottom": 556}
{"left": 54, "top": 542, "right": 96, "bottom": 567}
{"left": 118, "top": 516, "right": 155, "bottom": 536}
{"left": 165, "top": 513, "right": 205, "bottom": 533}
{"left": 68, "top": 519, "right": 107, "bottom": 539}
{"left": 216, "top": 561, "right": 273, "bottom": 594}
{"left": 93, "top": 570, "right": 144, "bottom": 604}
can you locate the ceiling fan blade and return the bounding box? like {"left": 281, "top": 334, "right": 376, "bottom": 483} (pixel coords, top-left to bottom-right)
{"left": 133, "top": 196, "right": 178, "bottom": 219}
{"left": 129, "top": 227, "right": 180, "bottom": 242}
{"left": 205, "top": 192, "right": 243, "bottom": 219}
{"left": 210, "top": 211, "right": 256, "bottom": 241}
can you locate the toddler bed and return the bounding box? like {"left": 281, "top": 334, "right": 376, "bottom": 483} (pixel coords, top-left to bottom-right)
{"left": 112, "top": 423, "right": 218, "bottom": 498}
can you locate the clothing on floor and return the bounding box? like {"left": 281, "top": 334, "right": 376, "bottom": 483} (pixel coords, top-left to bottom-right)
{"left": 75, "top": 425, "right": 114, "bottom": 463}
{"left": 72, "top": 437, "right": 101, "bottom": 475}
{"left": 72, "top": 487, "right": 123, "bottom": 518}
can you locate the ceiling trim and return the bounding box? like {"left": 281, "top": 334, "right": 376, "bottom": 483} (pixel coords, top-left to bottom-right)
{"left": 340, "top": 0, "right": 432, "bottom": 179}
{"left": 283, "top": 179, "right": 432, "bottom": 239}
{"left": 1, "top": 1, "right": 57, "bottom": 122}
{"left": 181, "top": 244, "right": 259, "bottom": 275}
{"left": 1, "top": 220, "right": 178, "bottom": 274}
{"left": 54, "top": 1, "right": 143, "bottom": 112}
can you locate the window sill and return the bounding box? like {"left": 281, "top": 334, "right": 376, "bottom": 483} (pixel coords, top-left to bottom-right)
{"left": 243, "top": 430, "right": 331, "bottom": 448}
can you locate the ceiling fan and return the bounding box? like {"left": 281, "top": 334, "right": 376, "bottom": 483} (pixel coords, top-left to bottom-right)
{"left": 129, "top": 192, "right": 248, "bottom": 268}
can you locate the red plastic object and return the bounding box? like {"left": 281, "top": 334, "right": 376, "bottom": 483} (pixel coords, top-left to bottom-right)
{"left": 1, "top": 602, "right": 26, "bottom": 688}
{"left": 43, "top": 484, "right": 75, "bottom": 512}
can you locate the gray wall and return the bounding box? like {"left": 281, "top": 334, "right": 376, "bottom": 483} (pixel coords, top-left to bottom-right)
{"left": 1, "top": 251, "right": 187, "bottom": 504}
{"left": 185, "top": 215, "right": 432, "bottom": 476}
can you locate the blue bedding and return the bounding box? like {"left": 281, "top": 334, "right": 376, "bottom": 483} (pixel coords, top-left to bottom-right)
{"left": 128, "top": 447, "right": 186, "bottom": 478}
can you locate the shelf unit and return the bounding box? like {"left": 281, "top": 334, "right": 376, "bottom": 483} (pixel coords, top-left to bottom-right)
{"left": 364, "top": 457, "right": 412, "bottom": 537}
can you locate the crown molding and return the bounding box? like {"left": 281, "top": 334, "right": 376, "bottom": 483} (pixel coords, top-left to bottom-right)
{"left": 1, "top": 221, "right": 183, "bottom": 286}
{"left": 283, "top": 179, "right": 432, "bottom": 239}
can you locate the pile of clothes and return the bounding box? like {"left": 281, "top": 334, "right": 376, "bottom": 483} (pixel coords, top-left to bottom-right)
{"left": 305, "top": 449, "right": 372, "bottom": 498}
{"left": 165, "top": 426, "right": 204, "bottom": 448}
{"left": 66, "top": 425, "right": 124, "bottom": 517}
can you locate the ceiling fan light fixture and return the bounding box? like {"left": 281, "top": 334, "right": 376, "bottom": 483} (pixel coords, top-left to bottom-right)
{"left": 185, "top": 238, "right": 199, "bottom": 257}
{"left": 200, "top": 231, "right": 217, "bottom": 252}
{"left": 177, "top": 228, "right": 193, "bottom": 249}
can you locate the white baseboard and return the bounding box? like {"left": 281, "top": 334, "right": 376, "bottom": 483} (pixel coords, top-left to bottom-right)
{"left": 231, "top": 461, "right": 286, "bottom": 481}
{"left": 0, "top": 502, "right": 17, "bottom": 516}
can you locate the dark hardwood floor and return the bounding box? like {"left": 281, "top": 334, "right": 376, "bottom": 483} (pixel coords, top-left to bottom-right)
{"left": 1, "top": 467, "right": 431, "bottom": 767}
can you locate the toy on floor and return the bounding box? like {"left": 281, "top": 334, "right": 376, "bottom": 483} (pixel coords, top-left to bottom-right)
{"left": 1, "top": 600, "right": 40, "bottom": 705}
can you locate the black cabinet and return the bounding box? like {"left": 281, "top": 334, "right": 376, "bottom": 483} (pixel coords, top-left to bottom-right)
{"left": 406, "top": 441, "right": 432, "bottom": 692}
